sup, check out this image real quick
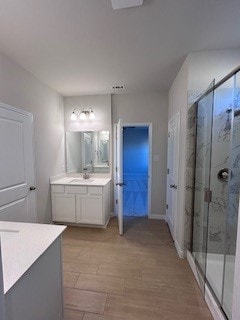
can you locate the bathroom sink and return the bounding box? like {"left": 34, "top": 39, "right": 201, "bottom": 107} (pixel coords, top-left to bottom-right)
{"left": 69, "top": 179, "right": 94, "bottom": 184}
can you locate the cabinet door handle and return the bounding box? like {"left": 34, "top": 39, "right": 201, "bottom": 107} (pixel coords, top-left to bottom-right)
{"left": 29, "top": 186, "right": 36, "bottom": 191}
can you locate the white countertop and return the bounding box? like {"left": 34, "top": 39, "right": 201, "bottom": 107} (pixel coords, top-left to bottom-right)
{"left": 0, "top": 221, "right": 66, "bottom": 294}
{"left": 51, "top": 177, "right": 111, "bottom": 186}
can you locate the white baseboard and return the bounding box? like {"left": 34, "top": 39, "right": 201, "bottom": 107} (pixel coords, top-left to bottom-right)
{"left": 174, "top": 240, "right": 184, "bottom": 258}
{"left": 187, "top": 250, "right": 226, "bottom": 320}
{"left": 148, "top": 214, "right": 166, "bottom": 220}
{"left": 187, "top": 250, "right": 200, "bottom": 286}
{"left": 205, "top": 286, "right": 226, "bottom": 320}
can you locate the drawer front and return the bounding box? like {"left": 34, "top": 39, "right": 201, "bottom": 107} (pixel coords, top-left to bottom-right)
{"left": 51, "top": 185, "right": 65, "bottom": 193}
{"left": 66, "top": 185, "right": 87, "bottom": 194}
{"left": 88, "top": 186, "right": 103, "bottom": 195}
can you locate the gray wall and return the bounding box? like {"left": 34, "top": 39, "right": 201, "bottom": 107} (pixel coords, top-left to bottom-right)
{"left": 64, "top": 95, "right": 112, "bottom": 132}
{"left": 0, "top": 51, "right": 65, "bottom": 223}
{"left": 112, "top": 92, "right": 168, "bottom": 217}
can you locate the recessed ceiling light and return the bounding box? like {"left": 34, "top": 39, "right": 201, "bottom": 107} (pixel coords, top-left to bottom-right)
{"left": 111, "top": 0, "right": 143, "bottom": 10}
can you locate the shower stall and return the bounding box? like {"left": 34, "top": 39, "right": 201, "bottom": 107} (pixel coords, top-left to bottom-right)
{"left": 190, "top": 69, "right": 240, "bottom": 319}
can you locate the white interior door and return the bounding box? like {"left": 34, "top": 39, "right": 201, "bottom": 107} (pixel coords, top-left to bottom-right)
{"left": 0, "top": 102, "right": 37, "bottom": 223}
{"left": 166, "top": 113, "right": 180, "bottom": 240}
{"left": 116, "top": 119, "right": 123, "bottom": 235}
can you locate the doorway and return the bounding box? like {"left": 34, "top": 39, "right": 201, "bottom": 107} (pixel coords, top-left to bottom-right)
{"left": 123, "top": 126, "right": 149, "bottom": 217}
{"left": 114, "top": 122, "right": 152, "bottom": 232}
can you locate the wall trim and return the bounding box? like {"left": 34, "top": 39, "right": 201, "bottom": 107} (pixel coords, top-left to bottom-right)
{"left": 187, "top": 250, "right": 200, "bottom": 286}
{"left": 187, "top": 250, "right": 226, "bottom": 320}
{"left": 205, "top": 286, "right": 226, "bottom": 320}
{"left": 174, "top": 239, "right": 184, "bottom": 258}
{"left": 148, "top": 214, "right": 165, "bottom": 220}
{"left": 113, "top": 122, "right": 153, "bottom": 219}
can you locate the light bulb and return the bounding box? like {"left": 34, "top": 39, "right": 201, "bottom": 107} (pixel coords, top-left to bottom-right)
{"left": 71, "top": 112, "right": 77, "bottom": 120}
{"left": 89, "top": 110, "right": 96, "bottom": 119}
{"left": 80, "top": 111, "right": 87, "bottom": 120}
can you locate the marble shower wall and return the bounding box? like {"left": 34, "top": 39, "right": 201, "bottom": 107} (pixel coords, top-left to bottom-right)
{"left": 226, "top": 74, "right": 240, "bottom": 255}
{"left": 184, "top": 105, "right": 196, "bottom": 251}
{"left": 185, "top": 73, "right": 240, "bottom": 256}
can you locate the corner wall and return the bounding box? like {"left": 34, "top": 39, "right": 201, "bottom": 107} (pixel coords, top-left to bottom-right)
{"left": 0, "top": 51, "right": 65, "bottom": 223}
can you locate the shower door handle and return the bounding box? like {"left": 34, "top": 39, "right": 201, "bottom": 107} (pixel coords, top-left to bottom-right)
{"left": 204, "top": 188, "right": 212, "bottom": 203}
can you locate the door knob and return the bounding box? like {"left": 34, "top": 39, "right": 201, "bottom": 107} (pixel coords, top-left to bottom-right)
{"left": 29, "top": 186, "right": 36, "bottom": 191}
{"left": 116, "top": 182, "right": 126, "bottom": 187}
{"left": 170, "top": 184, "right": 177, "bottom": 189}
{"left": 217, "top": 168, "right": 229, "bottom": 182}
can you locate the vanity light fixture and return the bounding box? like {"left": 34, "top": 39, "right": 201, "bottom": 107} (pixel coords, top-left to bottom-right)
{"left": 70, "top": 108, "right": 96, "bottom": 120}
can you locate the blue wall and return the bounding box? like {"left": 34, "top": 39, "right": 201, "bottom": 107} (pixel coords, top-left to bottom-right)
{"left": 123, "top": 127, "right": 148, "bottom": 174}
{"left": 123, "top": 127, "right": 149, "bottom": 216}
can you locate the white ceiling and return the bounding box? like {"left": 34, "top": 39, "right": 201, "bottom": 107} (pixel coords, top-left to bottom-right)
{"left": 0, "top": 0, "right": 239, "bottom": 96}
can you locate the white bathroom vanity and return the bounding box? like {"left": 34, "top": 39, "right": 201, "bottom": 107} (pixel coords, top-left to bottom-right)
{"left": 51, "top": 177, "right": 111, "bottom": 227}
{"left": 0, "top": 221, "right": 66, "bottom": 320}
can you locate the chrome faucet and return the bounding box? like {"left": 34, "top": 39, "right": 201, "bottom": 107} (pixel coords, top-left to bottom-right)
{"left": 83, "top": 168, "right": 90, "bottom": 179}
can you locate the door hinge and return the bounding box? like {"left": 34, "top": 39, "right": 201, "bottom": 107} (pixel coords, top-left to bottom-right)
{"left": 166, "top": 204, "right": 168, "bottom": 209}
{"left": 168, "top": 132, "right": 170, "bottom": 138}
{"left": 167, "top": 169, "right": 169, "bottom": 174}
{"left": 116, "top": 166, "right": 118, "bottom": 173}
{"left": 204, "top": 188, "right": 212, "bottom": 203}
{"left": 116, "top": 199, "right": 118, "bottom": 204}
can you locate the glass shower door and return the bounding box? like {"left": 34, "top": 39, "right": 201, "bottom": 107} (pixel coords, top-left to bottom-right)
{"left": 191, "top": 70, "right": 240, "bottom": 320}
{"left": 221, "top": 71, "right": 240, "bottom": 318}
{"left": 206, "top": 76, "right": 234, "bottom": 305}
{"left": 192, "top": 83, "right": 214, "bottom": 292}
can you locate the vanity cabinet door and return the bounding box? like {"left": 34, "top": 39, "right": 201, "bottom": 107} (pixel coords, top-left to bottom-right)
{"left": 81, "top": 195, "right": 103, "bottom": 225}
{"left": 52, "top": 194, "right": 76, "bottom": 222}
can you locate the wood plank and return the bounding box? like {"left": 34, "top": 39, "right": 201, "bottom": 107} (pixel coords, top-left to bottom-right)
{"left": 64, "top": 288, "right": 106, "bottom": 314}
{"left": 64, "top": 309, "right": 84, "bottom": 320}
{"left": 75, "top": 274, "right": 124, "bottom": 295}
{"left": 63, "top": 271, "right": 80, "bottom": 288}
{"left": 62, "top": 218, "right": 213, "bottom": 320}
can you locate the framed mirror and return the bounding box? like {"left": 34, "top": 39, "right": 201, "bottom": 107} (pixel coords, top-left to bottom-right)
{"left": 66, "top": 131, "right": 110, "bottom": 173}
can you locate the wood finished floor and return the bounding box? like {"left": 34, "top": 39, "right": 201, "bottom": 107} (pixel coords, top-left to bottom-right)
{"left": 63, "top": 217, "right": 213, "bottom": 320}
